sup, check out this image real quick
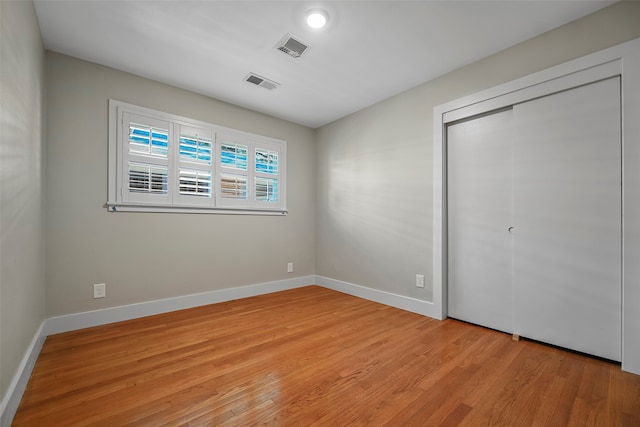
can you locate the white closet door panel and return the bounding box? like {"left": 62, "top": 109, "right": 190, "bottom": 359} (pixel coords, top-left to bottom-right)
{"left": 513, "top": 77, "right": 621, "bottom": 361}
{"left": 448, "top": 109, "right": 514, "bottom": 333}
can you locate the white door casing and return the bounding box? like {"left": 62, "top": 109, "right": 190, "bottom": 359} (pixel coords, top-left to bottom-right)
{"left": 447, "top": 78, "right": 622, "bottom": 361}
{"left": 433, "top": 37, "right": 640, "bottom": 374}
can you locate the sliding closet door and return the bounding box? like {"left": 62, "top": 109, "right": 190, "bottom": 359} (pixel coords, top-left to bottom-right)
{"left": 513, "top": 77, "right": 622, "bottom": 361}
{"left": 447, "top": 110, "right": 514, "bottom": 333}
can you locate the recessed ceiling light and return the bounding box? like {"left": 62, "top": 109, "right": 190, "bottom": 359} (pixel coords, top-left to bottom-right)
{"left": 306, "top": 10, "right": 328, "bottom": 29}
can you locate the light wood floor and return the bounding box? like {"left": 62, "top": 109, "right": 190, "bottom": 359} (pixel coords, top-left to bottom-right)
{"left": 13, "top": 286, "right": 640, "bottom": 426}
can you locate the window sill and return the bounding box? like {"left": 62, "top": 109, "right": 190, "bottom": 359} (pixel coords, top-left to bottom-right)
{"left": 106, "top": 202, "right": 287, "bottom": 215}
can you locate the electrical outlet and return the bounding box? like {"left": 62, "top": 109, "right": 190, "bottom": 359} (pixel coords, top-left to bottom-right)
{"left": 93, "top": 283, "right": 106, "bottom": 299}
{"left": 287, "top": 262, "right": 294, "bottom": 273}
{"left": 416, "top": 274, "right": 425, "bottom": 288}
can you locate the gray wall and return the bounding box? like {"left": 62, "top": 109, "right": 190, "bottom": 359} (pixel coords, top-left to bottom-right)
{"left": 45, "top": 53, "right": 316, "bottom": 317}
{"left": 315, "top": 1, "right": 640, "bottom": 302}
{"left": 4, "top": 0, "right": 640, "bottom": 410}
{"left": 0, "top": 0, "right": 46, "bottom": 405}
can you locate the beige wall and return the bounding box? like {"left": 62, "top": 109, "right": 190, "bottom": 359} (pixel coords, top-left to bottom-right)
{"left": 0, "top": 0, "right": 46, "bottom": 406}
{"left": 315, "top": 1, "right": 640, "bottom": 302}
{"left": 45, "top": 53, "right": 315, "bottom": 317}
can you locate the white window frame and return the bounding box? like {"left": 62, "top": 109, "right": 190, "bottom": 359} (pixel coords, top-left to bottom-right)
{"left": 108, "top": 100, "right": 287, "bottom": 215}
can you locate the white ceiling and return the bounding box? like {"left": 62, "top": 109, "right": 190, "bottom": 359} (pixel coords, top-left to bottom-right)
{"left": 34, "top": 1, "right": 615, "bottom": 128}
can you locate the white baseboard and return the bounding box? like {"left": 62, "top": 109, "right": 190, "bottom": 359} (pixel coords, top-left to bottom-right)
{"left": 315, "top": 275, "right": 438, "bottom": 318}
{"left": 1, "top": 274, "right": 435, "bottom": 426}
{"left": 0, "top": 322, "right": 46, "bottom": 427}
{"left": 45, "top": 275, "right": 315, "bottom": 335}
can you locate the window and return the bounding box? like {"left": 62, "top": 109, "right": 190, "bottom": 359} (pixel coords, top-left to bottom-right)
{"left": 108, "top": 100, "right": 287, "bottom": 214}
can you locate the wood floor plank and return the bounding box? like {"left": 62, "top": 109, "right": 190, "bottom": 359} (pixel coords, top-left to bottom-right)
{"left": 12, "top": 286, "right": 640, "bottom": 426}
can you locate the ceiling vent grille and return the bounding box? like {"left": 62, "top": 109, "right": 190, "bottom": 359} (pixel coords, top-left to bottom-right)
{"left": 244, "top": 73, "right": 280, "bottom": 90}
{"left": 276, "top": 33, "right": 309, "bottom": 58}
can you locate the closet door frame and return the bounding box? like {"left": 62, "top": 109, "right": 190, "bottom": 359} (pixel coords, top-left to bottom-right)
{"left": 432, "top": 37, "right": 640, "bottom": 375}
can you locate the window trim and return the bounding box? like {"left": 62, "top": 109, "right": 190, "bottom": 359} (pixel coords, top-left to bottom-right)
{"left": 108, "top": 99, "right": 287, "bottom": 215}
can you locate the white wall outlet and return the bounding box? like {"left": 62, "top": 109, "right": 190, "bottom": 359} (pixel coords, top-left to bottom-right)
{"left": 416, "top": 274, "right": 425, "bottom": 288}
{"left": 93, "top": 283, "right": 106, "bottom": 298}
{"left": 287, "top": 262, "right": 294, "bottom": 273}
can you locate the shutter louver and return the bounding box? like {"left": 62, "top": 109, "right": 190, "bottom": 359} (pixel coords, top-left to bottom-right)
{"left": 221, "top": 143, "right": 248, "bottom": 170}
{"left": 255, "top": 148, "right": 278, "bottom": 174}
{"left": 129, "top": 123, "right": 168, "bottom": 157}
{"left": 180, "top": 134, "right": 212, "bottom": 164}
{"left": 255, "top": 177, "right": 278, "bottom": 202}
{"left": 129, "top": 163, "right": 168, "bottom": 194}
{"left": 221, "top": 174, "right": 248, "bottom": 199}
{"left": 179, "top": 169, "right": 212, "bottom": 197}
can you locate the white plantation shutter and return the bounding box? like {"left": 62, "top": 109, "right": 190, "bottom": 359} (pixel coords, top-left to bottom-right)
{"left": 215, "top": 134, "right": 286, "bottom": 209}
{"left": 175, "top": 125, "right": 214, "bottom": 206}
{"left": 217, "top": 133, "right": 250, "bottom": 207}
{"left": 254, "top": 140, "right": 282, "bottom": 207}
{"left": 121, "top": 113, "right": 172, "bottom": 204}
{"left": 109, "top": 100, "right": 287, "bottom": 214}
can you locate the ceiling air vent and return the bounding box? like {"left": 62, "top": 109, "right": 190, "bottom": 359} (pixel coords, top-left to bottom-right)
{"left": 276, "top": 33, "right": 309, "bottom": 59}
{"left": 244, "top": 73, "right": 280, "bottom": 90}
